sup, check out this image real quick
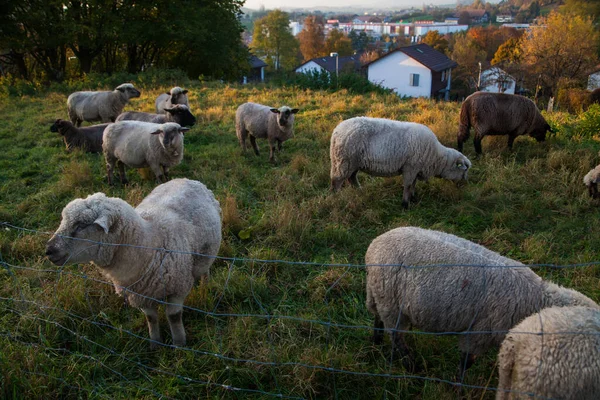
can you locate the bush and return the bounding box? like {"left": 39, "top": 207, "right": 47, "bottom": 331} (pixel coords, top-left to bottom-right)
{"left": 272, "top": 70, "right": 392, "bottom": 95}
{"left": 575, "top": 104, "right": 600, "bottom": 139}
{"left": 557, "top": 88, "right": 591, "bottom": 113}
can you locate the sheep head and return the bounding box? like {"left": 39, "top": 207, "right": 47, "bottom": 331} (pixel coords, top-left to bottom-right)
{"left": 168, "top": 87, "right": 188, "bottom": 105}
{"left": 115, "top": 83, "right": 141, "bottom": 99}
{"left": 270, "top": 106, "right": 299, "bottom": 129}
{"left": 150, "top": 122, "right": 188, "bottom": 157}
{"left": 440, "top": 151, "right": 472, "bottom": 182}
{"left": 50, "top": 119, "right": 73, "bottom": 134}
{"left": 164, "top": 105, "right": 196, "bottom": 127}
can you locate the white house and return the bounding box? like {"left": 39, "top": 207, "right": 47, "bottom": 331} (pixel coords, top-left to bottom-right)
{"left": 496, "top": 15, "right": 514, "bottom": 23}
{"left": 480, "top": 67, "right": 516, "bottom": 94}
{"left": 365, "top": 43, "right": 457, "bottom": 99}
{"left": 295, "top": 54, "right": 361, "bottom": 76}
{"left": 588, "top": 66, "right": 600, "bottom": 91}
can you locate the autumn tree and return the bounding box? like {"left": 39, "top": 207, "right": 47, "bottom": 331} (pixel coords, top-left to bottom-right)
{"left": 422, "top": 30, "right": 449, "bottom": 54}
{"left": 298, "top": 15, "right": 325, "bottom": 62}
{"left": 451, "top": 33, "right": 487, "bottom": 91}
{"left": 251, "top": 10, "right": 300, "bottom": 71}
{"left": 520, "top": 11, "right": 599, "bottom": 96}
{"left": 561, "top": 0, "right": 600, "bottom": 25}
{"left": 325, "top": 29, "right": 353, "bottom": 57}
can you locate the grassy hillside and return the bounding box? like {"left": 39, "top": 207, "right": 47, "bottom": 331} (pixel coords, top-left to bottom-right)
{"left": 1, "top": 82, "right": 600, "bottom": 399}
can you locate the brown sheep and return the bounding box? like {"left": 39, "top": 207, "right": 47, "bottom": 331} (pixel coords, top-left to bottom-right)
{"left": 50, "top": 119, "right": 109, "bottom": 153}
{"left": 457, "top": 92, "right": 553, "bottom": 155}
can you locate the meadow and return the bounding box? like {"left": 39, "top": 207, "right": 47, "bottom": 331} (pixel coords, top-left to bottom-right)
{"left": 1, "top": 80, "right": 600, "bottom": 399}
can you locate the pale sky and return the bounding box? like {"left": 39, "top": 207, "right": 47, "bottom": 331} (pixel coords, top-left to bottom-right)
{"left": 243, "top": 0, "right": 454, "bottom": 10}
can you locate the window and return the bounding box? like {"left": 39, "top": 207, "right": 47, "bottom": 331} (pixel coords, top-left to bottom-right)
{"left": 441, "top": 71, "right": 446, "bottom": 81}
{"left": 410, "top": 73, "right": 420, "bottom": 87}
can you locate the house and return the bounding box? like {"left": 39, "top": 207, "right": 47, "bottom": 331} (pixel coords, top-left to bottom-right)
{"left": 588, "top": 65, "right": 600, "bottom": 91}
{"left": 496, "top": 14, "right": 514, "bottom": 23}
{"left": 480, "top": 67, "right": 516, "bottom": 94}
{"left": 243, "top": 55, "right": 267, "bottom": 84}
{"left": 289, "top": 21, "right": 303, "bottom": 36}
{"left": 456, "top": 9, "right": 490, "bottom": 24}
{"left": 353, "top": 15, "right": 383, "bottom": 24}
{"left": 295, "top": 54, "right": 362, "bottom": 76}
{"left": 364, "top": 43, "right": 457, "bottom": 99}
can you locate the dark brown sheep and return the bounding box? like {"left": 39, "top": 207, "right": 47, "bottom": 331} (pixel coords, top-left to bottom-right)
{"left": 457, "top": 92, "right": 553, "bottom": 155}
{"left": 50, "top": 119, "right": 109, "bottom": 153}
{"left": 590, "top": 88, "right": 600, "bottom": 105}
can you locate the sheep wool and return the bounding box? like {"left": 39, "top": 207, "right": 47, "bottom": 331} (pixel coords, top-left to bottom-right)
{"left": 67, "top": 83, "right": 140, "bottom": 126}
{"left": 330, "top": 117, "right": 471, "bottom": 208}
{"left": 50, "top": 119, "right": 109, "bottom": 153}
{"left": 496, "top": 306, "right": 600, "bottom": 400}
{"left": 155, "top": 86, "right": 189, "bottom": 114}
{"left": 45, "top": 178, "right": 222, "bottom": 347}
{"left": 583, "top": 164, "right": 600, "bottom": 198}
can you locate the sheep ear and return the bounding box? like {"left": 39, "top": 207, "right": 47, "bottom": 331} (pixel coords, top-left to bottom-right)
{"left": 116, "top": 87, "right": 125, "bottom": 92}
{"left": 93, "top": 214, "right": 112, "bottom": 234}
{"left": 164, "top": 107, "right": 175, "bottom": 113}
{"left": 291, "top": 108, "right": 299, "bottom": 114}
{"left": 150, "top": 129, "right": 163, "bottom": 135}
{"left": 182, "top": 90, "right": 188, "bottom": 94}
{"left": 179, "top": 127, "right": 190, "bottom": 134}
{"left": 270, "top": 108, "right": 280, "bottom": 114}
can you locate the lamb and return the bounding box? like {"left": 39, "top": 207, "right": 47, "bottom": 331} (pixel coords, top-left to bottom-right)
{"left": 235, "top": 102, "right": 299, "bottom": 162}
{"left": 103, "top": 121, "right": 188, "bottom": 185}
{"left": 155, "top": 87, "right": 189, "bottom": 114}
{"left": 330, "top": 117, "right": 471, "bottom": 208}
{"left": 365, "top": 227, "right": 597, "bottom": 372}
{"left": 457, "top": 92, "right": 553, "bottom": 155}
{"left": 50, "top": 119, "right": 109, "bottom": 153}
{"left": 116, "top": 104, "right": 196, "bottom": 127}
{"left": 583, "top": 164, "right": 600, "bottom": 198}
{"left": 45, "top": 178, "right": 222, "bottom": 348}
{"left": 496, "top": 306, "right": 600, "bottom": 400}
{"left": 67, "top": 83, "right": 141, "bottom": 127}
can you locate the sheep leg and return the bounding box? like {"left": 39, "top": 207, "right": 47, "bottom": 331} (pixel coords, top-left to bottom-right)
{"left": 166, "top": 296, "right": 186, "bottom": 347}
{"left": 402, "top": 172, "right": 418, "bottom": 209}
{"left": 142, "top": 306, "right": 162, "bottom": 349}
{"left": 592, "top": 183, "right": 599, "bottom": 199}
{"left": 473, "top": 136, "right": 483, "bottom": 155}
{"left": 249, "top": 135, "right": 259, "bottom": 156}
{"left": 150, "top": 164, "right": 165, "bottom": 184}
{"left": 238, "top": 128, "right": 248, "bottom": 152}
{"left": 105, "top": 156, "right": 117, "bottom": 186}
{"left": 458, "top": 351, "right": 476, "bottom": 377}
{"left": 162, "top": 166, "right": 170, "bottom": 181}
{"left": 268, "top": 139, "right": 277, "bottom": 163}
{"left": 118, "top": 162, "right": 128, "bottom": 185}
{"left": 507, "top": 135, "right": 516, "bottom": 150}
{"left": 372, "top": 313, "right": 384, "bottom": 345}
{"left": 277, "top": 139, "right": 283, "bottom": 152}
{"left": 347, "top": 171, "right": 360, "bottom": 187}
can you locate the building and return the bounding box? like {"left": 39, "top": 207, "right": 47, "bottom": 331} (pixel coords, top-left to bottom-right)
{"left": 289, "top": 21, "right": 303, "bottom": 36}
{"left": 480, "top": 67, "right": 516, "bottom": 94}
{"left": 588, "top": 65, "right": 600, "bottom": 91}
{"left": 496, "top": 15, "right": 514, "bottom": 23}
{"left": 456, "top": 9, "right": 490, "bottom": 24}
{"left": 365, "top": 43, "right": 457, "bottom": 99}
{"left": 243, "top": 55, "right": 268, "bottom": 84}
{"left": 295, "top": 54, "right": 362, "bottom": 76}
{"left": 405, "top": 22, "right": 468, "bottom": 37}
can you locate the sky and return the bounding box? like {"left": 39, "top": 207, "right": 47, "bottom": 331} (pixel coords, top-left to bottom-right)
{"left": 243, "top": 0, "right": 458, "bottom": 10}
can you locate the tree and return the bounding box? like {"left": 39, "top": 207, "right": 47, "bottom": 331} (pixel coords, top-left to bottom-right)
{"left": 325, "top": 29, "right": 353, "bottom": 57}
{"left": 251, "top": 10, "right": 300, "bottom": 71}
{"left": 520, "top": 11, "right": 599, "bottom": 96}
{"left": 451, "top": 34, "right": 487, "bottom": 91}
{"left": 422, "top": 30, "right": 449, "bottom": 54}
{"left": 298, "top": 15, "right": 325, "bottom": 62}
{"left": 349, "top": 30, "right": 370, "bottom": 52}
{"left": 561, "top": 0, "right": 600, "bottom": 25}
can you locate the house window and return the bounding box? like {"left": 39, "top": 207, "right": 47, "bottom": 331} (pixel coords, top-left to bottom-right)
{"left": 410, "top": 73, "right": 420, "bottom": 87}
{"left": 441, "top": 71, "right": 446, "bottom": 81}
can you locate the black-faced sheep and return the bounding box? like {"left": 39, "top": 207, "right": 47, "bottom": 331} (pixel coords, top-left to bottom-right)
{"left": 330, "top": 117, "right": 471, "bottom": 208}
{"left": 50, "top": 119, "right": 109, "bottom": 153}
{"left": 155, "top": 87, "right": 189, "bottom": 114}
{"left": 45, "top": 178, "right": 222, "bottom": 348}
{"left": 116, "top": 104, "right": 196, "bottom": 127}
{"left": 67, "top": 83, "right": 141, "bottom": 127}
{"left": 235, "top": 102, "right": 299, "bottom": 162}
{"left": 457, "top": 92, "right": 553, "bottom": 155}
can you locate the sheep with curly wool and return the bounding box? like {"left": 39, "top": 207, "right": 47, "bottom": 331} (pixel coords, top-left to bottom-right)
{"left": 365, "top": 227, "right": 597, "bottom": 371}
{"left": 583, "top": 164, "right": 600, "bottom": 199}
{"left": 67, "top": 83, "right": 141, "bottom": 127}
{"left": 496, "top": 306, "right": 600, "bottom": 400}
{"left": 116, "top": 104, "right": 196, "bottom": 127}
{"left": 45, "top": 178, "right": 222, "bottom": 348}
{"left": 103, "top": 121, "right": 188, "bottom": 185}
{"left": 155, "top": 87, "right": 189, "bottom": 114}
{"left": 50, "top": 119, "right": 109, "bottom": 153}
{"left": 235, "top": 102, "right": 299, "bottom": 162}
{"left": 330, "top": 117, "right": 471, "bottom": 208}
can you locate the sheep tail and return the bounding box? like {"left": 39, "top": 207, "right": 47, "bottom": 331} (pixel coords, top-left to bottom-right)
{"left": 457, "top": 103, "right": 470, "bottom": 152}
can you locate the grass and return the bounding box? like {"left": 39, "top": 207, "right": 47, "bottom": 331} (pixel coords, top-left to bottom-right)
{"left": 1, "top": 81, "right": 600, "bottom": 399}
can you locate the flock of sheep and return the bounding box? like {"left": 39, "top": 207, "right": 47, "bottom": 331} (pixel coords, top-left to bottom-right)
{"left": 43, "top": 83, "right": 600, "bottom": 399}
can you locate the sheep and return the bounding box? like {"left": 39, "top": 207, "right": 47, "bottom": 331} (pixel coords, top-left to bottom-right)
{"left": 584, "top": 164, "right": 600, "bottom": 198}
{"left": 235, "top": 102, "right": 299, "bottom": 162}
{"left": 116, "top": 104, "right": 196, "bottom": 127}
{"left": 45, "top": 178, "right": 222, "bottom": 348}
{"left": 155, "top": 87, "right": 189, "bottom": 114}
{"left": 50, "top": 119, "right": 109, "bottom": 153}
{"left": 457, "top": 92, "right": 553, "bottom": 155}
{"left": 67, "top": 83, "right": 141, "bottom": 127}
{"left": 103, "top": 121, "right": 188, "bottom": 185}
{"left": 496, "top": 306, "right": 600, "bottom": 400}
{"left": 365, "top": 227, "right": 597, "bottom": 372}
{"left": 330, "top": 117, "right": 471, "bottom": 208}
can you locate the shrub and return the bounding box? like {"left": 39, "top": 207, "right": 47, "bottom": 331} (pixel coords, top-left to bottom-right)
{"left": 575, "top": 104, "right": 600, "bottom": 139}
{"left": 272, "top": 70, "right": 392, "bottom": 95}
{"left": 557, "top": 88, "right": 591, "bottom": 113}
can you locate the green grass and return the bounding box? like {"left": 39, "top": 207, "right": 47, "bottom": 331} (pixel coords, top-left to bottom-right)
{"left": 1, "top": 82, "right": 600, "bottom": 399}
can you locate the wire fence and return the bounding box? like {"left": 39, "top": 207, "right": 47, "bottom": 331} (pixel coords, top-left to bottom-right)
{"left": 1, "top": 221, "right": 598, "bottom": 399}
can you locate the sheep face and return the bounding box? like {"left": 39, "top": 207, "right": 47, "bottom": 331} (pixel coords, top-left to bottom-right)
{"left": 164, "top": 105, "right": 196, "bottom": 127}
{"left": 440, "top": 153, "right": 472, "bottom": 182}
{"left": 151, "top": 123, "right": 188, "bottom": 156}
{"left": 115, "top": 83, "right": 141, "bottom": 99}
{"left": 46, "top": 194, "right": 115, "bottom": 266}
{"left": 529, "top": 122, "right": 550, "bottom": 142}
{"left": 50, "top": 119, "right": 71, "bottom": 134}
{"left": 169, "top": 87, "right": 188, "bottom": 105}
{"left": 270, "top": 106, "right": 299, "bottom": 130}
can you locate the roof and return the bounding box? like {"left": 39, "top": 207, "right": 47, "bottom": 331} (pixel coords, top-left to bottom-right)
{"left": 295, "top": 54, "right": 362, "bottom": 74}
{"left": 363, "top": 43, "right": 457, "bottom": 72}
{"left": 456, "top": 9, "right": 488, "bottom": 18}
{"left": 354, "top": 15, "right": 382, "bottom": 23}
{"left": 249, "top": 55, "right": 267, "bottom": 69}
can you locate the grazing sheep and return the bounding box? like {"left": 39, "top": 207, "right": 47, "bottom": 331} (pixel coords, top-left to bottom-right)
{"left": 457, "top": 92, "right": 553, "bottom": 155}
{"left": 116, "top": 104, "right": 196, "bottom": 127}
{"left": 45, "top": 178, "right": 222, "bottom": 348}
{"left": 235, "top": 102, "right": 299, "bottom": 162}
{"left": 50, "top": 119, "right": 109, "bottom": 153}
{"left": 155, "top": 87, "right": 189, "bottom": 114}
{"left": 365, "top": 227, "right": 597, "bottom": 372}
{"left": 496, "top": 306, "right": 600, "bottom": 400}
{"left": 67, "top": 83, "right": 141, "bottom": 127}
{"left": 103, "top": 121, "right": 188, "bottom": 185}
{"left": 584, "top": 164, "right": 600, "bottom": 198}
{"left": 330, "top": 117, "right": 471, "bottom": 208}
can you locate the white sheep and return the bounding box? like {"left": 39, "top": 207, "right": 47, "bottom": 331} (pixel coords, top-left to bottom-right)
{"left": 116, "top": 104, "right": 196, "bottom": 127}
{"left": 103, "top": 121, "right": 188, "bottom": 185}
{"left": 155, "top": 87, "right": 189, "bottom": 114}
{"left": 45, "top": 178, "right": 222, "bottom": 348}
{"left": 583, "top": 164, "right": 600, "bottom": 198}
{"left": 67, "top": 83, "right": 141, "bottom": 127}
{"left": 330, "top": 117, "right": 471, "bottom": 208}
{"left": 365, "top": 227, "right": 597, "bottom": 372}
{"left": 496, "top": 306, "right": 600, "bottom": 400}
{"left": 235, "top": 102, "right": 299, "bottom": 162}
